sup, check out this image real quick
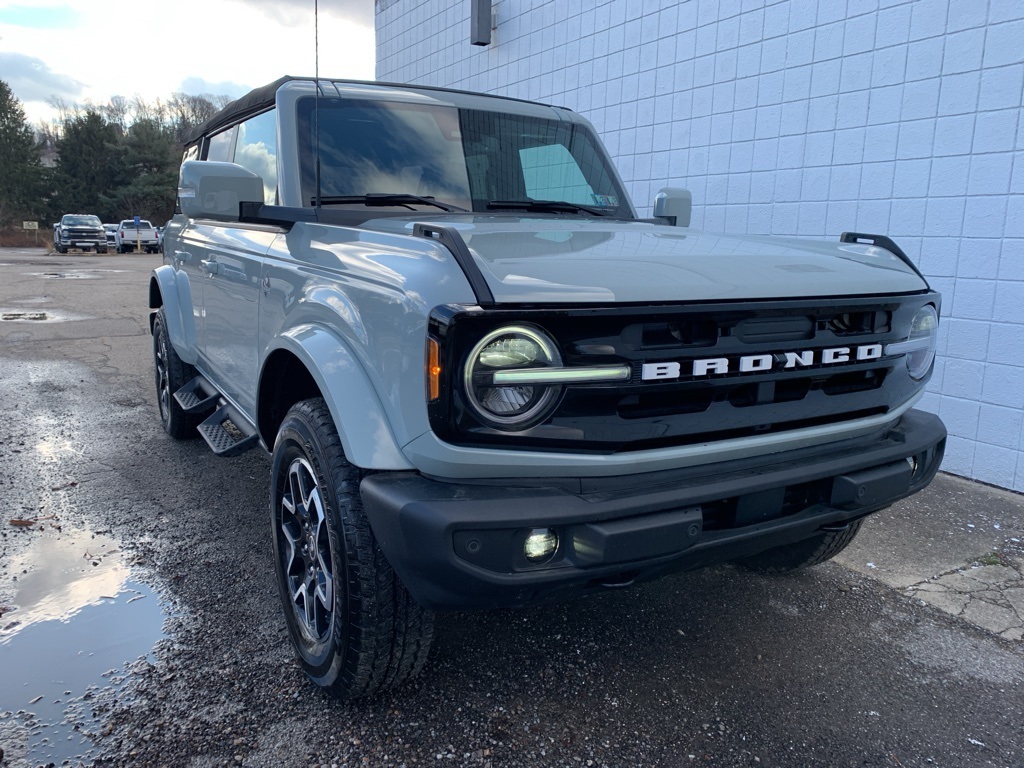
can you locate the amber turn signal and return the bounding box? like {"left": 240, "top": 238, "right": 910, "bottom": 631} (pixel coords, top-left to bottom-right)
{"left": 428, "top": 338, "right": 441, "bottom": 401}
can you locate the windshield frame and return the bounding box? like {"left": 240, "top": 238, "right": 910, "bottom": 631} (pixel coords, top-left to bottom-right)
{"left": 294, "top": 96, "right": 636, "bottom": 220}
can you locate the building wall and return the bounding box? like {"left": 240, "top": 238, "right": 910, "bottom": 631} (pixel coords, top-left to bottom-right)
{"left": 376, "top": 0, "right": 1024, "bottom": 492}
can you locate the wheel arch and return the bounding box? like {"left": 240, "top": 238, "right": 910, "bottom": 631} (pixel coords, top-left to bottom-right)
{"left": 149, "top": 265, "right": 199, "bottom": 364}
{"left": 259, "top": 327, "right": 413, "bottom": 470}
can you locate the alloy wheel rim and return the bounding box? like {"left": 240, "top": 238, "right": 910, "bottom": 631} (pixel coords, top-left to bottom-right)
{"left": 154, "top": 332, "right": 170, "bottom": 423}
{"left": 278, "top": 456, "right": 334, "bottom": 642}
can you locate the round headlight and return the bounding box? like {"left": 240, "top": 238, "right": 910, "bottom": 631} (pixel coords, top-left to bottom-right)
{"left": 464, "top": 325, "right": 562, "bottom": 430}
{"left": 906, "top": 305, "right": 938, "bottom": 380}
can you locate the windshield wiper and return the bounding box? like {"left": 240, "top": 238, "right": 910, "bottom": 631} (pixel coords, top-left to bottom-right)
{"left": 311, "top": 193, "right": 468, "bottom": 212}
{"left": 486, "top": 199, "right": 613, "bottom": 216}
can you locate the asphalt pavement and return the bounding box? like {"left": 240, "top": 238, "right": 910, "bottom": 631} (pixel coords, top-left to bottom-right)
{"left": 0, "top": 248, "right": 1022, "bottom": 768}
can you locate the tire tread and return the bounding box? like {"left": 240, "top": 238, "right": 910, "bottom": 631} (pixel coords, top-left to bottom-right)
{"left": 736, "top": 520, "right": 863, "bottom": 573}
{"left": 282, "top": 398, "right": 434, "bottom": 699}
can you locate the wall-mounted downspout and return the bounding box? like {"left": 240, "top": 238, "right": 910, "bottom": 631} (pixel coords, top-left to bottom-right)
{"left": 470, "top": 0, "right": 491, "bottom": 45}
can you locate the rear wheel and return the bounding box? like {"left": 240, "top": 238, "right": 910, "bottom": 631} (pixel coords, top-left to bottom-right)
{"left": 735, "top": 520, "right": 863, "bottom": 573}
{"left": 271, "top": 398, "right": 434, "bottom": 699}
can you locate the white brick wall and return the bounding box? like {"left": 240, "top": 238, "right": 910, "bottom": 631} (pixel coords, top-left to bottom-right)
{"left": 376, "top": 0, "right": 1024, "bottom": 492}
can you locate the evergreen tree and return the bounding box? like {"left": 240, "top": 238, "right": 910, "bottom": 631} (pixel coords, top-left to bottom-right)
{"left": 52, "top": 110, "right": 124, "bottom": 220}
{"left": 0, "top": 80, "right": 46, "bottom": 228}
{"left": 101, "top": 118, "right": 178, "bottom": 223}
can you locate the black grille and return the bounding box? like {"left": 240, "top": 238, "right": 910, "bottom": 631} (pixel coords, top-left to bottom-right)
{"left": 430, "top": 292, "right": 937, "bottom": 452}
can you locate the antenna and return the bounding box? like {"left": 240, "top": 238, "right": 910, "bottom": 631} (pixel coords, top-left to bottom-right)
{"left": 314, "top": 0, "right": 321, "bottom": 212}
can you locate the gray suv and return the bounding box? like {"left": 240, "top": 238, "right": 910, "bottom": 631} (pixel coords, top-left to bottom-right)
{"left": 150, "top": 77, "right": 946, "bottom": 698}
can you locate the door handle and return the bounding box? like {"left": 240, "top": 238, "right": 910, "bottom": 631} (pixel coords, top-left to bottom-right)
{"left": 200, "top": 259, "right": 220, "bottom": 275}
{"left": 173, "top": 250, "right": 191, "bottom": 268}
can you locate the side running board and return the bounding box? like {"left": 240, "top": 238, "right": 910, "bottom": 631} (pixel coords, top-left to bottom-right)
{"left": 197, "top": 403, "right": 259, "bottom": 457}
{"left": 174, "top": 375, "right": 219, "bottom": 413}
{"left": 174, "top": 376, "right": 259, "bottom": 457}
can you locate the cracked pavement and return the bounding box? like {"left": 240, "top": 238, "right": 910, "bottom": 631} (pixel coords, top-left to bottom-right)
{"left": 907, "top": 564, "right": 1023, "bottom": 641}
{"left": 837, "top": 470, "right": 1024, "bottom": 644}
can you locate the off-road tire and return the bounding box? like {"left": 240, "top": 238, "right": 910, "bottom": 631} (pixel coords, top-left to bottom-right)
{"left": 735, "top": 520, "right": 863, "bottom": 573}
{"left": 152, "top": 308, "right": 201, "bottom": 439}
{"left": 271, "top": 398, "right": 434, "bottom": 699}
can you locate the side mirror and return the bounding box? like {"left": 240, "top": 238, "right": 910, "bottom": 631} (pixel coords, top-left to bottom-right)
{"left": 652, "top": 187, "right": 692, "bottom": 227}
{"left": 178, "top": 160, "right": 264, "bottom": 221}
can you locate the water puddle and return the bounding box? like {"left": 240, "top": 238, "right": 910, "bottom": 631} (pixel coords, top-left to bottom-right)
{"left": 0, "top": 307, "right": 89, "bottom": 323}
{"left": 0, "top": 527, "right": 167, "bottom": 765}
{"left": 29, "top": 270, "right": 127, "bottom": 280}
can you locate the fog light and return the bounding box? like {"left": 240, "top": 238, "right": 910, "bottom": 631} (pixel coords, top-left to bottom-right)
{"left": 524, "top": 528, "right": 558, "bottom": 563}
{"left": 907, "top": 455, "right": 919, "bottom": 477}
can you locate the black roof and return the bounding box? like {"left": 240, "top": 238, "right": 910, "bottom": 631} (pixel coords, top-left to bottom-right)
{"left": 182, "top": 76, "right": 296, "bottom": 146}
{"left": 181, "top": 77, "right": 568, "bottom": 147}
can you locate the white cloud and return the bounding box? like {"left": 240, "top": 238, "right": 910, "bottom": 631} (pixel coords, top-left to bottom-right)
{"left": 2, "top": 0, "right": 376, "bottom": 124}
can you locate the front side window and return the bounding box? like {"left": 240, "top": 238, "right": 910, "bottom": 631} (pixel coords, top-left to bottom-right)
{"left": 235, "top": 110, "right": 278, "bottom": 204}
{"left": 296, "top": 97, "right": 631, "bottom": 217}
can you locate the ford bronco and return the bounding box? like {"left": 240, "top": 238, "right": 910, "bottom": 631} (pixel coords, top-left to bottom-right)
{"left": 149, "top": 77, "right": 946, "bottom": 698}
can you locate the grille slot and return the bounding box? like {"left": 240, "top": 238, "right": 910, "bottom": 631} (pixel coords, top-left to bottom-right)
{"left": 733, "top": 315, "right": 814, "bottom": 343}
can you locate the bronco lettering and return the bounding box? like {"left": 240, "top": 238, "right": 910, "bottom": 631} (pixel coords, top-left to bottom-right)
{"left": 641, "top": 344, "right": 884, "bottom": 380}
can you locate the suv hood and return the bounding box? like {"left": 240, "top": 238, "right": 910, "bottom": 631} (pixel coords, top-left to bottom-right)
{"left": 365, "top": 216, "right": 928, "bottom": 303}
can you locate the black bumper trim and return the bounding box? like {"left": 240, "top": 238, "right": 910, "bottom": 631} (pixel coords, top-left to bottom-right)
{"left": 361, "top": 409, "right": 945, "bottom": 610}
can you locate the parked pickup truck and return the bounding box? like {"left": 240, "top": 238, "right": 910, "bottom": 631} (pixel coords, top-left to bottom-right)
{"left": 53, "top": 213, "right": 107, "bottom": 253}
{"left": 150, "top": 77, "right": 946, "bottom": 699}
{"left": 116, "top": 218, "right": 160, "bottom": 253}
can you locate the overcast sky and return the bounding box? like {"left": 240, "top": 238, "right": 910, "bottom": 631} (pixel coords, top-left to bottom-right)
{"left": 0, "top": 0, "right": 376, "bottom": 125}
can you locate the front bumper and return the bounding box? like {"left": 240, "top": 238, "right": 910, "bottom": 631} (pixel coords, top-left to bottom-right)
{"left": 362, "top": 409, "right": 945, "bottom": 610}
{"left": 58, "top": 236, "right": 104, "bottom": 247}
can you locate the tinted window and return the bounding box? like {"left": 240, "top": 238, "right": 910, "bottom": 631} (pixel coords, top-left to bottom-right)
{"left": 234, "top": 110, "right": 278, "bottom": 204}
{"left": 296, "top": 98, "right": 630, "bottom": 216}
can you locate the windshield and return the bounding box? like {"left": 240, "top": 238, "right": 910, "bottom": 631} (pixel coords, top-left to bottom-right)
{"left": 297, "top": 97, "right": 632, "bottom": 218}
{"left": 63, "top": 215, "right": 101, "bottom": 227}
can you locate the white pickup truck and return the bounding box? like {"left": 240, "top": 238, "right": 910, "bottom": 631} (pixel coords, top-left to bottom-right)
{"left": 116, "top": 219, "right": 160, "bottom": 253}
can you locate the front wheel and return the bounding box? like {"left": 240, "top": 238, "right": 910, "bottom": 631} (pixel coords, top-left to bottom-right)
{"left": 271, "top": 398, "right": 434, "bottom": 699}
{"left": 152, "top": 308, "right": 201, "bottom": 438}
{"left": 735, "top": 520, "right": 864, "bottom": 573}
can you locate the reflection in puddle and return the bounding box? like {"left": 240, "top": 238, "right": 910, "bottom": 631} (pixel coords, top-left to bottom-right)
{"left": 0, "top": 529, "right": 167, "bottom": 765}
{"left": 28, "top": 270, "right": 127, "bottom": 280}
{"left": 0, "top": 307, "right": 89, "bottom": 323}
